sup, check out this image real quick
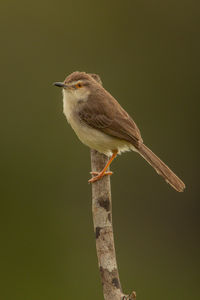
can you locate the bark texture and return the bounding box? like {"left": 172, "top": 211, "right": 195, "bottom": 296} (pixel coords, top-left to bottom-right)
{"left": 90, "top": 149, "right": 136, "bottom": 300}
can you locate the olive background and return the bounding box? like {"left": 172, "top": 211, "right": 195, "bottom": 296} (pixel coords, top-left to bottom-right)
{"left": 1, "top": 1, "right": 199, "bottom": 299}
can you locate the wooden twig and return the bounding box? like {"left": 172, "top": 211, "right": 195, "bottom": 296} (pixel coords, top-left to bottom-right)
{"left": 90, "top": 149, "right": 136, "bottom": 300}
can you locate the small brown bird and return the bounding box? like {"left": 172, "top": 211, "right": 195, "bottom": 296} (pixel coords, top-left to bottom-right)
{"left": 54, "top": 71, "right": 185, "bottom": 192}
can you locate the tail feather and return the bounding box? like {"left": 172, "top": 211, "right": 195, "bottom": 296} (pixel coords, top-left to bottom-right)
{"left": 138, "top": 144, "right": 185, "bottom": 192}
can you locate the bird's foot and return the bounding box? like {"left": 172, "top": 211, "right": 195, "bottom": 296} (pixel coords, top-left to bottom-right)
{"left": 88, "top": 171, "right": 113, "bottom": 183}
{"left": 90, "top": 171, "right": 113, "bottom": 176}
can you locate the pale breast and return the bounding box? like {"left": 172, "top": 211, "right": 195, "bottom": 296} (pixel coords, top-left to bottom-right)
{"left": 62, "top": 93, "right": 135, "bottom": 156}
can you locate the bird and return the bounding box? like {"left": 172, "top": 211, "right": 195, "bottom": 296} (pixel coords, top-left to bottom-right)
{"left": 54, "top": 71, "right": 185, "bottom": 192}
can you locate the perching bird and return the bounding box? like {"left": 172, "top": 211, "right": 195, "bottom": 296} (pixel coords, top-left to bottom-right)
{"left": 54, "top": 71, "right": 185, "bottom": 192}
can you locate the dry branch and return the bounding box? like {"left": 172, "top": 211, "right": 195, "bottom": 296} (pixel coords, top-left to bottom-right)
{"left": 90, "top": 149, "right": 136, "bottom": 300}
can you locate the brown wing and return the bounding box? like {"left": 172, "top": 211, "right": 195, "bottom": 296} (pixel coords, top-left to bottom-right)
{"left": 78, "top": 88, "right": 143, "bottom": 149}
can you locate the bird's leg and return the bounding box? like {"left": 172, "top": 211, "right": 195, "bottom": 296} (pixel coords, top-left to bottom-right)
{"left": 90, "top": 171, "right": 113, "bottom": 176}
{"left": 88, "top": 151, "right": 118, "bottom": 183}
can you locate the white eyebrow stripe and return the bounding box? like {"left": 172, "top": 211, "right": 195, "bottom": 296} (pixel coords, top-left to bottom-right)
{"left": 68, "top": 80, "right": 82, "bottom": 86}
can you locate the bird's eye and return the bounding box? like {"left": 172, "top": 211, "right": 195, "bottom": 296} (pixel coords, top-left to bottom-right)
{"left": 76, "top": 83, "right": 83, "bottom": 88}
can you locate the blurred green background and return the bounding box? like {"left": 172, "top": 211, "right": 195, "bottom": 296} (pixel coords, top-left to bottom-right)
{"left": 1, "top": 0, "right": 199, "bottom": 299}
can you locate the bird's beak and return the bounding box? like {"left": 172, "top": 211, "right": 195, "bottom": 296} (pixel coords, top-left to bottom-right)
{"left": 53, "top": 82, "right": 68, "bottom": 88}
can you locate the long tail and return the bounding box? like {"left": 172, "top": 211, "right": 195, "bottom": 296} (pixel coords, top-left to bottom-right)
{"left": 138, "top": 143, "right": 185, "bottom": 192}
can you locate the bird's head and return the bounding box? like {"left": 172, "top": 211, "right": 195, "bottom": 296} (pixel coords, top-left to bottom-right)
{"left": 53, "top": 71, "right": 102, "bottom": 101}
